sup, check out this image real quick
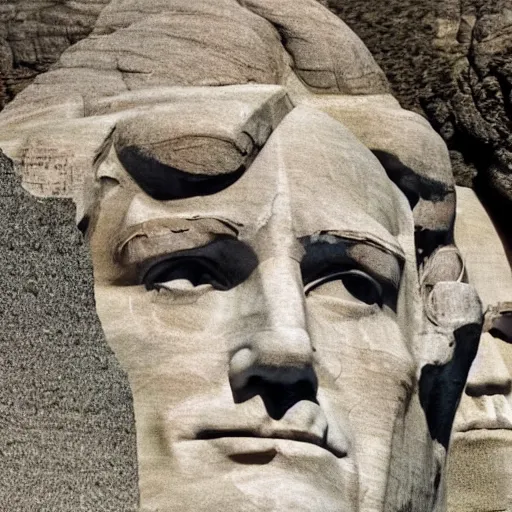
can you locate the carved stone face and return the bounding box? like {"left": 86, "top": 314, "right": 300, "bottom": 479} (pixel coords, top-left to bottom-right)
{"left": 78, "top": 97, "right": 466, "bottom": 512}
{"left": 0, "top": 2, "right": 485, "bottom": 510}
{"left": 447, "top": 188, "right": 512, "bottom": 512}
{"left": 447, "top": 328, "right": 512, "bottom": 512}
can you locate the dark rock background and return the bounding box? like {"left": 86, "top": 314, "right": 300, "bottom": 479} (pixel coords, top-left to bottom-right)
{"left": 0, "top": 151, "right": 138, "bottom": 511}
{"left": 326, "top": 0, "right": 512, "bottom": 253}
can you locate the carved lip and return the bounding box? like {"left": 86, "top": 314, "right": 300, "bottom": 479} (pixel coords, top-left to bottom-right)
{"left": 455, "top": 418, "right": 512, "bottom": 433}
{"left": 195, "top": 428, "right": 347, "bottom": 458}
{"left": 454, "top": 395, "right": 512, "bottom": 433}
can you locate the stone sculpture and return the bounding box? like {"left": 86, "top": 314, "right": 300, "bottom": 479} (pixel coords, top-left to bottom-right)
{"left": 447, "top": 187, "right": 512, "bottom": 512}
{"left": 0, "top": 1, "right": 484, "bottom": 511}
{"left": 327, "top": 0, "right": 512, "bottom": 214}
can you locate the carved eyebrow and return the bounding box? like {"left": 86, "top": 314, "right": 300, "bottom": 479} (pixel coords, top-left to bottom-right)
{"left": 115, "top": 142, "right": 249, "bottom": 201}
{"left": 300, "top": 234, "right": 403, "bottom": 290}
{"left": 111, "top": 93, "right": 290, "bottom": 200}
{"left": 114, "top": 217, "right": 240, "bottom": 267}
{"left": 307, "top": 230, "right": 405, "bottom": 262}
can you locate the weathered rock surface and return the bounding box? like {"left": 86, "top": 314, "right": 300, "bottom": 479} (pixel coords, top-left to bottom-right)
{"left": 2, "top": 0, "right": 511, "bottom": 227}
{"left": 0, "top": 0, "right": 456, "bottom": 269}
{"left": 0, "top": 0, "right": 109, "bottom": 108}
{"left": 326, "top": 0, "right": 512, "bottom": 237}
{"left": 0, "top": 0, "right": 386, "bottom": 110}
{"left": 0, "top": 151, "right": 138, "bottom": 510}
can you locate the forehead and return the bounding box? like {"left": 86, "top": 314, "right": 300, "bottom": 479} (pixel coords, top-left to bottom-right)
{"left": 122, "top": 105, "right": 411, "bottom": 254}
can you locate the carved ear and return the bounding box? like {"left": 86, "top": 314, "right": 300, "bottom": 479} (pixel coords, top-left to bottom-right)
{"left": 419, "top": 245, "right": 465, "bottom": 299}
{"left": 418, "top": 246, "right": 483, "bottom": 448}
{"left": 240, "top": 0, "right": 388, "bottom": 94}
{"left": 485, "top": 302, "right": 512, "bottom": 343}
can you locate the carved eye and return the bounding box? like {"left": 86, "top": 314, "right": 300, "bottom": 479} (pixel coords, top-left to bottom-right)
{"left": 140, "top": 239, "right": 259, "bottom": 292}
{"left": 142, "top": 257, "right": 229, "bottom": 291}
{"left": 304, "top": 269, "right": 383, "bottom": 306}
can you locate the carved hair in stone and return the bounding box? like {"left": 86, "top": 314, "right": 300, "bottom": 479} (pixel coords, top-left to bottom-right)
{"left": 0, "top": 1, "right": 484, "bottom": 511}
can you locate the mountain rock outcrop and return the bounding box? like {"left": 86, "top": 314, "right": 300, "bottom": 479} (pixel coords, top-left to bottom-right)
{"left": 0, "top": 0, "right": 109, "bottom": 107}
{"left": 327, "top": 0, "right": 512, "bottom": 243}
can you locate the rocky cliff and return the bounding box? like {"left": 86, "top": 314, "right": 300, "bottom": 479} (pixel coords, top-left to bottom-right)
{"left": 0, "top": 0, "right": 109, "bottom": 107}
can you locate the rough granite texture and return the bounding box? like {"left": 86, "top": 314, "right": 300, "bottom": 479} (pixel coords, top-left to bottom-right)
{"left": 0, "top": 0, "right": 110, "bottom": 108}
{"left": 0, "top": 151, "right": 139, "bottom": 511}
{"left": 326, "top": 0, "right": 512, "bottom": 250}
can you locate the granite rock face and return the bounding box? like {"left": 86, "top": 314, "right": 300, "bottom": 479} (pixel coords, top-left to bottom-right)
{"left": 0, "top": 151, "right": 138, "bottom": 511}
{"left": 327, "top": 0, "right": 512, "bottom": 233}
{"left": 449, "top": 186, "right": 512, "bottom": 512}
{"left": 0, "top": 0, "right": 110, "bottom": 108}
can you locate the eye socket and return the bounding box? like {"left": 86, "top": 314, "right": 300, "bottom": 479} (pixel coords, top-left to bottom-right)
{"left": 142, "top": 257, "right": 229, "bottom": 291}
{"left": 139, "top": 238, "right": 259, "bottom": 292}
{"left": 304, "top": 269, "right": 383, "bottom": 306}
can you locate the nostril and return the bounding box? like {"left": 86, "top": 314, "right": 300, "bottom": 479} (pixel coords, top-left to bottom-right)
{"left": 242, "top": 376, "right": 318, "bottom": 420}
{"left": 228, "top": 329, "right": 319, "bottom": 414}
{"left": 266, "top": 379, "right": 318, "bottom": 420}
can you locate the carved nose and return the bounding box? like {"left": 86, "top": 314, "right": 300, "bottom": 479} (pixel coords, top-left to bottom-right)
{"left": 466, "top": 332, "right": 512, "bottom": 397}
{"left": 230, "top": 328, "right": 315, "bottom": 386}
{"left": 229, "top": 257, "right": 317, "bottom": 419}
{"left": 229, "top": 329, "right": 317, "bottom": 420}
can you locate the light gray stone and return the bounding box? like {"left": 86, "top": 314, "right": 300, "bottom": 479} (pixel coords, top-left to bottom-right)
{"left": 448, "top": 186, "right": 512, "bottom": 512}
{"left": 0, "top": 151, "right": 138, "bottom": 511}
{"left": 0, "top": 2, "right": 487, "bottom": 511}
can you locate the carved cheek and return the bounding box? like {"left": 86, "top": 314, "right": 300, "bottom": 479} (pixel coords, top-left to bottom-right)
{"left": 306, "top": 302, "right": 417, "bottom": 509}
{"left": 306, "top": 299, "right": 415, "bottom": 414}
{"left": 94, "top": 283, "right": 232, "bottom": 367}
{"left": 306, "top": 298, "right": 413, "bottom": 368}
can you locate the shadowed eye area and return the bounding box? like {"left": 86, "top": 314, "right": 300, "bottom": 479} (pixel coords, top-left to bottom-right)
{"left": 300, "top": 238, "right": 401, "bottom": 311}
{"left": 305, "top": 270, "right": 383, "bottom": 306}
{"left": 143, "top": 257, "right": 229, "bottom": 290}
{"left": 140, "top": 238, "right": 258, "bottom": 291}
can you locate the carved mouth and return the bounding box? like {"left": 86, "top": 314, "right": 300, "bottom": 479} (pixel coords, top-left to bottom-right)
{"left": 195, "top": 428, "right": 346, "bottom": 458}
{"left": 456, "top": 419, "right": 512, "bottom": 433}
{"left": 454, "top": 395, "right": 512, "bottom": 433}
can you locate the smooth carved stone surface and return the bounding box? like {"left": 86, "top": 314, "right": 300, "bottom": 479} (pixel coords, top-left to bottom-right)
{"left": 0, "top": 151, "right": 138, "bottom": 511}
{"left": 448, "top": 186, "right": 512, "bottom": 512}
{"left": 90, "top": 99, "right": 458, "bottom": 512}
{"left": 0, "top": 2, "right": 486, "bottom": 511}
